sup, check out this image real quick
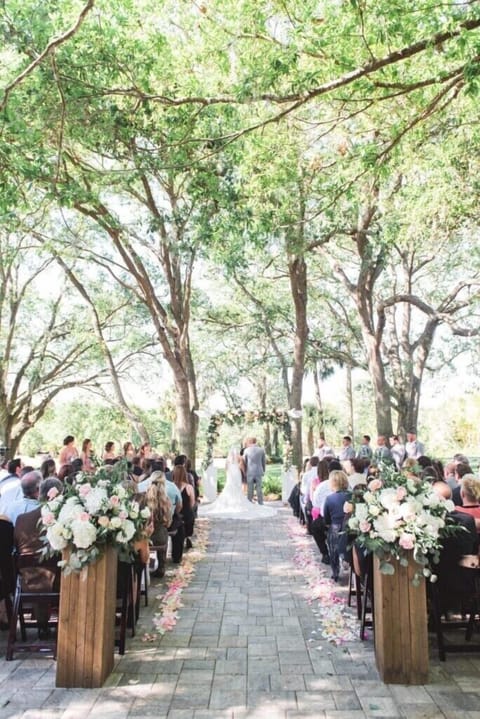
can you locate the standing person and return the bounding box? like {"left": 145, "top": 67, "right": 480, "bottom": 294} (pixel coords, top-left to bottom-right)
{"left": 243, "top": 437, "right": 266, "bottom": 505}
{"left": 58, "top": 436, "right": 78, "bottom": 466}
{"left": 80, "top": 438, "right": 95, "bottom": 473}
{"left": 339, "top": 436, "right": 355, "bottom": 462}
{"left": 123, "top": 441, "right": 135, "bottom": 461}
{"left": 315, "top": 434, "right": 334, "bottom": 460}
{"left": 102, "top": 441, "right": 117, "bottom": 462}
{"left": 374, "top": 435, "right": 393, "bottom": 464}
{"left": 357, "top": 435, "right": 373, "bottom": 461}
{"left": 405, "top": 430, "right": 425, "bottom": 459}
{"left": 390, "top": 435, "right": 406, "bottom": 470}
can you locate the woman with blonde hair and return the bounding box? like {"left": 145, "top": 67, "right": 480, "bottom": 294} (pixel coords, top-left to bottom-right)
{"left": 458, "top": 474, "right": 480, "bottom": 532}
{"left": 323, "top": 470, "right": 351, "bottom": 582}
{"left": 145, "top": 471, "right": 172, "bottom": 577}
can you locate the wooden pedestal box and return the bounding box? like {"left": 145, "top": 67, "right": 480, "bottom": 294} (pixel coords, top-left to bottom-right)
{"left": 373, "top": 554, "right": 429, "bottom": 685}
{"left": 56, "top": 547, "right": 117, "bottom": 688}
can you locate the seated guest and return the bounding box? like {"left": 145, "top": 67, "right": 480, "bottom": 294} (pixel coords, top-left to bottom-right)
{"left": 145, "top": 472, "right": 172, "bottom": 578}
{"left": 0, "top": 459, "right": 23, "bottom": 514}
{"left": 452, "top": 462, "right": 473, "bottom": 506}
{"left": 14, "top": 478, "right": 63, "bottom": 637}
{"left": 323, "top": 470, "right": 351, "bottom": 582}
{"left": 431, "top": 481, "right": 479, "bottom": 611}
{"left": 165, "top": 470, "right": 184, "bottom": 564}
{"left": 346, "top": 457, "right": 368, "bottom": 489}
{"left": 40, "top": 458, "right": 57, "bottom": 480}
{"left": 455, "top": 475, "right": 480, "bottom": 532}
{"left": 4, "top": 471, "right": 42, "bottom": 526}
{"left": 173, "top": 465, "right": 196, "bottom": 550}
{"left": 310, "top": 462, "right": 332, "bottom": 565}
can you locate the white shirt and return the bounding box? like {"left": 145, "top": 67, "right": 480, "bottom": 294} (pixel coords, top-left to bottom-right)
{"left": 312, "top": 481, "right": 333, "bottom": 516}
{"left": 405, "top": 440, "right": 425, "bottom": 459}
{"left": 0, "top": 481, "right": 23, "bottom": 515}
{"left": 315, "top": 444, "right": 334, "bottom": 460}
{"left": 300, "top": 467, "right": 318, "bottom": 500}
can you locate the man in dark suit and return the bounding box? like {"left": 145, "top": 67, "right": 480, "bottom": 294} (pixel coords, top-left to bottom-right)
{"left": 14, "top": 478, "right": 63, "bottom": 637}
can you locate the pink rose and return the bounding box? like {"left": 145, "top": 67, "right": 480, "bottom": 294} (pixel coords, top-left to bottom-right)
{"left": 368, "top": 479, "right": 383, "bottom": 492}
{"left": 79, "top": 512, "right": 91, "bottom": 522}
{"left": 359, "top": 520, "right": 372, "bottom": 532}
{"left": 110, "top": 495, "right": 120, "bottom": 507}
{"left": 98, "top": 516, "right": 109, "bottom": 527}
{"left": 47, "top": 487, "right": 59, "bottom": 500}
{"left": 42, "top": 511, "right": 55, "bottom": 526}
{"left": 79, "top": 483, "right": 92, "bottom": 496}
{"left": 119, "top": 510, "right": 128, "bottom": 520}
{"left": 396, "top": 487, "right": 407, "bottom": 501}
{"left": 399, "top": 533, "right": 415, "bottom": 550}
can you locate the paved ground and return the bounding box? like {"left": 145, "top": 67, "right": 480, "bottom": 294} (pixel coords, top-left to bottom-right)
{"left": 0, "top": 506, "right": 479, "bottom": 718}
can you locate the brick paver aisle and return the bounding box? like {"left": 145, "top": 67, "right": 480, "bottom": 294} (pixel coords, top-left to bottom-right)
{"left": 1, "top": 506, "right": 479, "bottom": 718}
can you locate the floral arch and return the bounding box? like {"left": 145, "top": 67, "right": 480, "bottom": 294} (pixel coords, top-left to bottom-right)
{"left": 202, "top": 409, "right": 292, "bottom": 470}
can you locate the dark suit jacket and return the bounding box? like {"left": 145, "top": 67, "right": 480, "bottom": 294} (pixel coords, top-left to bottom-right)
{"left": 14, "top": 508, "right": 60, "bottom": 592}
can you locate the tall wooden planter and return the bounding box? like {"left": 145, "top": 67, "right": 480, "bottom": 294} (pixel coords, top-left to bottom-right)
{"left": 373, "top": 554, "right": 429, "bottom": 685}
{"left": 56, "top": 547, "right": 117, "bottom": 688}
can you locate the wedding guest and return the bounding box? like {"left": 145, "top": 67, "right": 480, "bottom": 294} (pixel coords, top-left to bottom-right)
{"left": 80, "top": 438, "right": 95, "bottom": 473}
{"left": 165, "top": 470, "right": 184, "bottom": 563}
{"left": 173, "top": 465, "right": 196, "bottom": 550}
{"left": 452, "top": 462, "right": 473, "bottom": 506}
{"left": 405, "top": 430, "right": 425, "bottom": 459}
{"left": 456, "top": 475, "right": 480, "bottom": 532}
{"left": 323, "top": 470, "right": 351, "bottom": 582}
{"left": 346, "top": 457, "right": 368, "bottom": 489}
{"left": 145, "top": 471, "right": 172, "bottom": 577}
{"left": 40, "top": 458, "right": 57, "bottom": 480}
{"left": 58, "top": 436, "right": 78, "bottom": 466}
{"left": 357, "top": 435, "right": 373, "bottom": 461}
{"left": 123, "top": 441, "right": 135, "bottom": 461}
{"left": 374, "top": 435, "right": 393, "bottom": 465}
{"left": 339, "top": 436, "right": 355, "bottom": 462}
{"left": 14, "top": 477, "right": 64, "bottom": 638}
{"left": 390, "top": 435, "right": 406, "bottom": 470}
{"left": 102, "top": 441, "right": 117, "bottom": 462}
{"left": 315, "top": 434, "right": 334, "bottom": 460}
{"left": 4, "top": 471, "right": 42, "bottom": 526}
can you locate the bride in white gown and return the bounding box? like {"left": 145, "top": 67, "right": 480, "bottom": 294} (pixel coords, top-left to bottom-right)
{"left": 199, "top": 448, "right": 277, "bottom": 520}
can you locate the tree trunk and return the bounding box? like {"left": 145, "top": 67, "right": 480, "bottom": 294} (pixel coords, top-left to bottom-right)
{"left": 288, "top": 255, "right": 309, "bottom": 470}
{"left": 313, "top": 364, "right": 325, "bottom": 433}
{"left": 346, "top": 365, "right": 354, "bottom": 439}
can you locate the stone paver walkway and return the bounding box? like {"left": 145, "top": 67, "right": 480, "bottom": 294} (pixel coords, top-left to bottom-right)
{"left": 1, "top": 506, "right": 480, "bottom": 718}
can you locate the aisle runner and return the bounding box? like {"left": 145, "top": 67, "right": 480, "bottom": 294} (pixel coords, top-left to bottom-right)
{"left": 287, "top": 517, "right": 358, "bottom": 645}
{"left": 144, "top": 518, "right": 210, "bottom": 640}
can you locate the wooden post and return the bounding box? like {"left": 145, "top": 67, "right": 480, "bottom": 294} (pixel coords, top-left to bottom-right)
{"left": 56, "top": 547, "right": 117, "bottom": 688}
{"left": 373, "top": 554, "right": 429, "bottom": 685}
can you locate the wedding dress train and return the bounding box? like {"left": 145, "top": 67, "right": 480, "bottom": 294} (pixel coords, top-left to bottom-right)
{"left": 199, "top": 451, "right": 277, "bottom": 520}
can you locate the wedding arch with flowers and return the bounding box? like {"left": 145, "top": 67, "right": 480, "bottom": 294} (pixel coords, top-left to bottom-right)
{"left": 201, "top": 409, "right": 293, "bottom": 470}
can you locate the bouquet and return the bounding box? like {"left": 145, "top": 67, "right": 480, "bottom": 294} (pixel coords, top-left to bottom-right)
{"left": 40, "top": 462, "right": 151, "bottom": 574}
{"left": 347, "top": 466, "right": 457, "bottom": 584}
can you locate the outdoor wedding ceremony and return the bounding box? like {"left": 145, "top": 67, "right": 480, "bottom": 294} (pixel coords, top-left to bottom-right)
{"left": 1, "top": 1, "right": 480, "bottom": 718}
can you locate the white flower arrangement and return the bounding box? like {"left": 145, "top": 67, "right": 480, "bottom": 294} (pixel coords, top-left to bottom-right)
{"left": 40, "top": 463, "right": 151, "bottom": 574}
{"left": 348, "top": 467, "right": 456, "bottom": 584}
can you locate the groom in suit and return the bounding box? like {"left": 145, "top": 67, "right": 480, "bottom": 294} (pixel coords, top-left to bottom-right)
{"left": 243, "top": 437, "right": 266, "bottom": 505}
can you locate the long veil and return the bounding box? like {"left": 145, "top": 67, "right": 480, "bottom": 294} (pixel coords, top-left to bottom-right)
{"left": 199, "top": 445, "right": 277, "bottom": 520}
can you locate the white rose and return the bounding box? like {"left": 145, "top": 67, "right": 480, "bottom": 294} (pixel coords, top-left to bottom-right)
{"left": 354, "top": 503, "right": 368, "bottom": 521}
{"left": 121, "top": 519, "right": 136, "bottom": 542}
{"left": 58, "top": 499, "right": 83, "bottom": 524}
{"left": 379, "top": 488, "right": 399, "bottom": 511}
{"left": 71, "top": 519, "right": 97, "bottom": 549}
{"left": 140, "top": 507, "right": 151, "bottom": 519}
{"left": 369, "top": 505, "right": 381, "bottom": 517}
{"left": 84, "top": 487, "right": 108, "bottom": 515}
{"left": 46, "top": 524, "right": 69, "bottom": 551}
{"left": 110, "top": 516, "right": 122, "bottom": 529}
